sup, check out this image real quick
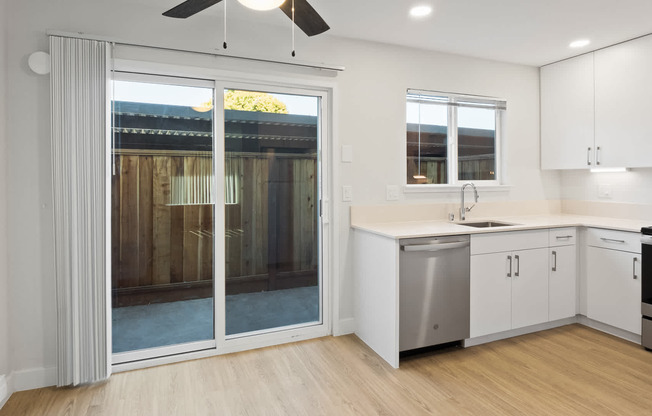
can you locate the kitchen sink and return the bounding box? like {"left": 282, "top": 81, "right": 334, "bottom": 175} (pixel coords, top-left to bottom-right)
{"left": 458, "top": 221, "right": 518, "bottom": 228}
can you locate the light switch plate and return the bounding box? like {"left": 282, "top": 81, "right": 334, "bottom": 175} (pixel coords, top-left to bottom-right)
{"left": 341, "top": 145, "right": 353, "bottom": 163}
{"left": 386, "top": 185, "right": 399, "bottom": 201}
{"left": 342, "top": 185, "right": 353, "bottom": 202}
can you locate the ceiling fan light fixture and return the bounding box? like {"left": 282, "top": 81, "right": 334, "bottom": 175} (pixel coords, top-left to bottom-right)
{"left": 238, "top": 0, "right": 286, "bottom": 11}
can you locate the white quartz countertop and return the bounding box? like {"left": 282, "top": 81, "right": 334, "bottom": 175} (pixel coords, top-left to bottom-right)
{"left": 351, "top": 214, "right": 649, "bottom": 239}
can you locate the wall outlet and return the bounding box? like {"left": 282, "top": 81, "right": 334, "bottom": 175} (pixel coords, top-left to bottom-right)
{"left": 342, "top": 185, "right": 353, "bottom": 202}
{"left": 386, "top": 185, "right": 399, "bottom": 201}
{"left": 598, "top": 184, "right": 612, "bottom": 199}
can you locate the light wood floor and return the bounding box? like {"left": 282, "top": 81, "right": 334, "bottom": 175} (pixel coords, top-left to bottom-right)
{"left": 3, "top": 324, "right": 652, "bottom": 415}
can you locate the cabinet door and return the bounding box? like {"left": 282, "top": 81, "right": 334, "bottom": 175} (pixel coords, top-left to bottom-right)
{"left": 541, "top": 53, "right": 595, "bottom": 169}
{"left": 549, "top": 245, "right": 577, "bottom": 321}
{"left": 587, "top": 247, "right": 642, "bottom": 334}
{"left": 470, "top": 253, "right": 512, "bottom": 337}
{"left": 595, "top": 34, "right": 652, "bottom": 168}
{"left": 511, "top": 248, "right": 549, "bottom": 329}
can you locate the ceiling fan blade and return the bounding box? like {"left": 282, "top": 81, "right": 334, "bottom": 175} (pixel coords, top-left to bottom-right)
{"left": 163, "top": 0, "right": 223, "bottom": 18}
{"left": 279, "top": 0, "right": 330, "bottom": 37}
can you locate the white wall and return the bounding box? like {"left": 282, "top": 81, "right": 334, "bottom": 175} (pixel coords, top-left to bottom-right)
{"left": 4, "top": 0, "right": 559, "bottom": 386}
{"left": 0, "top": 0, "right": 10, "bottom": 385}
{"left": 561, "top": 169, "right": 652, "bottom": 204}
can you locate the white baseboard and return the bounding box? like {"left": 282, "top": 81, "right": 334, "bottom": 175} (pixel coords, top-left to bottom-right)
{"left": 0, "top": 374, "right": 9, "bottom": 409}
{"left": 464, "top": 316, "right": 579, "bottom": 347}
{"left": 334, "top": 318, "right": 355, "bottom": 336}
{"left": 578, "top": 316, "right": 642, "bottom": 344}
{"left": 12, "top": 366, "right": 57, "bottom": 392}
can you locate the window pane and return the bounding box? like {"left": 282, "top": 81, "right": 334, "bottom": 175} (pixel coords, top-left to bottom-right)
{"left": 406, "top": 100, "right": 448, "bottom": 184}
{"left": 458, "top": 106, "right": 496, "bottom": 181}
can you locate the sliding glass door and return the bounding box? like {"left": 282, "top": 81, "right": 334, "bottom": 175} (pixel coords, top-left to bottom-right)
{"left": 222, "top": 88, "right": 322, "bottom": 337}
{"left": 110, "top": 74, "right": 326, "bottom": 364}
{"left": 111, "top": 75, "right": 216, "bottom": 362}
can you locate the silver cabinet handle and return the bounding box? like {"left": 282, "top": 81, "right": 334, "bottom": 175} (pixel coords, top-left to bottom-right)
{"left": 556, "top": 235, "right": 573, "bottom": 240}
{"left": 634, "top": 257, "right": 638, "bottom": 280}
{"left": 507, "top": 255, "right": 512, "bottom": 277}
{"left": 515, "top": 254, "right": 520, "bottom": 277}
{"left": 596, "top": 146, "right": 601, "bottom": 166}
{"left": 552, "top": 250, "right": 557, "bottom": 272}
{"left": 601, "top": 237, "right": 625, "bottom": 244}
{"left": 587, "top": 147, "right": 592, "bottom": 165}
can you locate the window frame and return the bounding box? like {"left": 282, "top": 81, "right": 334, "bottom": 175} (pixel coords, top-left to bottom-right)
{"left": 405, "top": 89, "right": 505, "bottom": 189}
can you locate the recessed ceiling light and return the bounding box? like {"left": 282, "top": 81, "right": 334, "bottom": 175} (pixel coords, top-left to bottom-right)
{"left": 569, "top": 39, "right": 590, "bottom": 48}
{"left": 410, "top": 5, "right": 433, "bottom": 18}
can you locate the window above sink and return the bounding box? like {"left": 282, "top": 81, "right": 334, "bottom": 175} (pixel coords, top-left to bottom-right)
{"left": 405, "top": 89, "right": 506, "bottom": 189}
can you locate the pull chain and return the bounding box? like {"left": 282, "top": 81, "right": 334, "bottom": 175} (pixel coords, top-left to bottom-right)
{"left": 291, "top": 0, "right": 295, "bottom": 57}
{"left": 223, "top": 0, "right": 227, "bottom": 49}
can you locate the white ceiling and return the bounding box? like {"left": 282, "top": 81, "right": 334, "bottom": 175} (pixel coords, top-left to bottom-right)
{"left": 157, "top": 0, "right": 652, "bottom": 67}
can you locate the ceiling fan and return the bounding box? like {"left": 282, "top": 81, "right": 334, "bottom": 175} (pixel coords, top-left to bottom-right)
{"left": 163, "top": 0, "right": 330, "bottom": 37}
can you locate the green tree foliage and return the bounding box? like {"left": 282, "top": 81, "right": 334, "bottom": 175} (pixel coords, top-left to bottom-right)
{"left": 224, "top": 90, "right": 288, "bottom": 114}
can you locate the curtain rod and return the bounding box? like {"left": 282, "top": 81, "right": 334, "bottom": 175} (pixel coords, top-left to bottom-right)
{"left": 46, "top": 30, "right": 345, "bottom": 72}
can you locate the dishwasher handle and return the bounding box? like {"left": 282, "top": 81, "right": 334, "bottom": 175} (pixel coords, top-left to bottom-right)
{"left": 401, "top": 241, "right": 470, "bottom": 252}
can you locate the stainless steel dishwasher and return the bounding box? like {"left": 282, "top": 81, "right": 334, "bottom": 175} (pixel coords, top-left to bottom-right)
{"left": 399, "top": 235, "right": 470, "bottom": 352}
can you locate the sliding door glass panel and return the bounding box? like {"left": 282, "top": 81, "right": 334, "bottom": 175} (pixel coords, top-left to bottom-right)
{"left": 224, "top": 89, "right": 320, "bottom": 336}
{"left": 457, "top": 105, "right": 496, "bottom": 181}
{"left": 111, "top": 79, "right": 215, "bottom": 354}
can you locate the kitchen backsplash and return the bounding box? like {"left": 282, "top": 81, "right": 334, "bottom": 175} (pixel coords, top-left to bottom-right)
{"left": 351, "top": 200, "right": 563, "bottom": 224}
{"left": 351, "top": 199, "right": 652, "bottom": 224}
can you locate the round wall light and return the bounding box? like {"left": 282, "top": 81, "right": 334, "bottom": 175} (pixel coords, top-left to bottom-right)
{"left": 28, "top": 51, "right": 51, "bottom": 75}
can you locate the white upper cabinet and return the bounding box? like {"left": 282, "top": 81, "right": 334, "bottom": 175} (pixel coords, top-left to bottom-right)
{"left": 541, "top": 34, "right": 652, "bottom": 169}
{"left": 541, "top": 53, "right": 595, "bottom": 169}
{"left": 594, "top": 34, "right": 652, "bottom": 168}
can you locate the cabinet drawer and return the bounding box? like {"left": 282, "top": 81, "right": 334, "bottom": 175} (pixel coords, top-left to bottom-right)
{"left": 471, "top": 229, "right": 549, "bottom": 255}
{"left": 549, "top": 227, "right": 577, "bottom": 247}
{"left": 586, "top": 228, "right": 641, "bottom": 254}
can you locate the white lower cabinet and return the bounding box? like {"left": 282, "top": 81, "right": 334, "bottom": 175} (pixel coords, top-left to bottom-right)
{"left": 586, "top": 246, "right": 641, "bottom": 335}
{"left": 470, "top": 252, "right": 512, "bottom": 337}
{"left": 548, "top": 227, "right": 578, "bottom": 322}
{"left": 470, "top": 247, "right": 549, "bottom": 338}
{"left": 548, "top": 245, "right": 577, "bottom": 320}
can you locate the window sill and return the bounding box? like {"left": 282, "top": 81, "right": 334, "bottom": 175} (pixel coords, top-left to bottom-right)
{"left": 403, "top": 184, "right": 513, "bottom": 194}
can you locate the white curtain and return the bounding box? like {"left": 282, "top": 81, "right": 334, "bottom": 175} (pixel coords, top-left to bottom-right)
{"left": 50, "top": 36, "right": 110, "bottom": 386}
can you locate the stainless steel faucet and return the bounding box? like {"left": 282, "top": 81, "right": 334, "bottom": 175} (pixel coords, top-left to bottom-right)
{"left": 459, "top": 183, "right": 479, "bottom": 221}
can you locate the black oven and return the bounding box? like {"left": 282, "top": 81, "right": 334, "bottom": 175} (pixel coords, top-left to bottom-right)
{"left": 641, "top": 227, "right": 652, "bottom": 350}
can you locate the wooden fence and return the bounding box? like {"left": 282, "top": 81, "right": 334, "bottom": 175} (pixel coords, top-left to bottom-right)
{"left": 111, "top": 150, "right": 318, "bottom": 306}
{"left": 407, "top": 156, "right": 495, "bottom": 184}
